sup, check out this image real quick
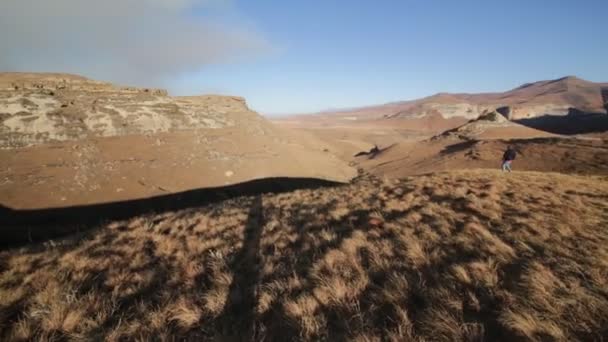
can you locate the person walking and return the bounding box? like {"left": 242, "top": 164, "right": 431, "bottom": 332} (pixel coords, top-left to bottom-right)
{"left": 502, "top": 146, "right": 517, "bottom": 172}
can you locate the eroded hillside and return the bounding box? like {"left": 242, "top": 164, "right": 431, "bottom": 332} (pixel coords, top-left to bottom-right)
{"left": 0, "top": 73, "right": 356, "bottom": 209}
{"left": 0, "top": 73, "right": 255, "bottom": 148}
{"left": 357, "top": 136, "right": 608, "bottom": 179}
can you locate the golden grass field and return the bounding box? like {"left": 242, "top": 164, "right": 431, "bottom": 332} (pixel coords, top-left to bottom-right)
{"left": 1, "top": 170, "right": 608, "bottom": 341}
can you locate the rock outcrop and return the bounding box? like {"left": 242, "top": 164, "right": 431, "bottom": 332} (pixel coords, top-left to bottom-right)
{"left": 431, "top": 109, "right": 553, "bottom": 141}
{"left": 0, "top": 73, "right": 255, "bottom": 148}
{"left": 0, "top": 73, "right": 356, "bottom": 209}
{"left": 431, "top": 110, "right": 506, "bottom": 140}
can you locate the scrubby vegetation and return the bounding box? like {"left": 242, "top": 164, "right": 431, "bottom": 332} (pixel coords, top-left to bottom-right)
{"left": 1, "top": 170, "right": 608, "bottom": 341}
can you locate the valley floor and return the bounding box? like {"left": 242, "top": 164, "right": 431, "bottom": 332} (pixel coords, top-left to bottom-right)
{"left": 1, "top": 170, "right": 608, "bottom": 341}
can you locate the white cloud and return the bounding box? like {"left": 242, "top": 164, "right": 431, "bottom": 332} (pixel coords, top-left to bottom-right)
{"left": 0, "top": 0, "right": 272, "bottom": 89}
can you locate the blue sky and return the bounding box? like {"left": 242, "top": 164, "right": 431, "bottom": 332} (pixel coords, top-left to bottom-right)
{"left": 2, "top": 0, "right": 607, "bottom": 115}
{"left": 170, "top": 0, "right": 608, "bottom": 115}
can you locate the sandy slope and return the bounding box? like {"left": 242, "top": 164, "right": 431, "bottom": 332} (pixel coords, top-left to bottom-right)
{"left": 356, "top": 135, "right": 608, "bottom": 178}
{"left": 0, "top": 73, "right": 356, "bottom": 210}
{"left": 348, "top": 111, "right": 608, "bottom": 178}
{"left": 0, "top": 127, "right": 354, "bottom": 210}
{"left": 275, "top": 77, "right": 608, "bottom": 169}
{"left": 273, "top": 114, "right": 468, "bottom": 161}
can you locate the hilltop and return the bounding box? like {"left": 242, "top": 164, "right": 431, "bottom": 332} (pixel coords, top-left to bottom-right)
{"left": 1, "top": 170, "right": 607, "bottom": 340}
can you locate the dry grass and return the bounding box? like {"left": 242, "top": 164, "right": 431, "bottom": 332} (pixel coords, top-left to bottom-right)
{"left": 1, "top": 170, "right": 608, "bottom": 341}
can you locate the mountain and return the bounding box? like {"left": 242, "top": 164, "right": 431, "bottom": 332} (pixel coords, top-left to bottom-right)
{"left": 2, "top": 76, "right": 608, "bottom": 342}
{"left": 292, "top": 76, "right": 608, "bottom": 122}
{"left": 0, "top": 73, "right": 356, "bottom": 210}
{"left": 274, "top": 77, "right": 608, "bottom": 162}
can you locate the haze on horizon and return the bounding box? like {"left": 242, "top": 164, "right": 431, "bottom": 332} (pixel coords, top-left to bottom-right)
{"left": 1, "top": 0, "right": 607, "bottom": 115}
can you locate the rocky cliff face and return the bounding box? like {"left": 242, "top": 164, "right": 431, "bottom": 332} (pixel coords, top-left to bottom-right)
{"left": 0, "top": 73, "right": 356, "bottom": 209}
{"left": 0, "top": 73, "right": 253, "bottom": 148}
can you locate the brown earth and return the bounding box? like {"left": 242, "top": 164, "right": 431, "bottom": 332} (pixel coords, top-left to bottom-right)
{"left": 346, "top": 109, "right": 608, "bottom": 179}
{"left": 0, "top": 73, "right": 356, "bottom": 210}
{"left": 0, "top": 128, "right": 353, "bottom": 210}
{"left": 275, "top": 77, "right": 608, "bottom": 165}
{"left": 2, "top": 73, "right": 608, "bottom": 341}
{"left": 1, "top": 170, "right": 607, "bottom": 341}
{"left": 273, "top": 113, "right": 468, "bottom": 161}
{"left": 276, "top": 87, "right": 608, "bottom": 180}
{"left": 356, "top": 136, "right": 608, "bottom": 179}
{"left": 276, "top": 76, "right": 608, "bottom": 139}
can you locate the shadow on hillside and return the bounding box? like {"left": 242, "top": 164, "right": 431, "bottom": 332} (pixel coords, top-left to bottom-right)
{"left": 207, "top": 177, "right": 529, "bottom": 341}
{"left": 231, "top": 191, "right": 396, "bottom": 341}
{"left": 217, "top": 195, "right": 264, "bottom": 340}
{"left": 0, "top": 177, "right": 343, "bottom": 247}
{"left": 515, "top": 111, "right": 608, "bottom": 135}
{"left": 439, "top": 140, "right": 479, "bottom": 155}
{"left": 3, "top": 174, "right": 605, "bottom": 341}
{"left": 353, "top": 144, "right": 396, "bottom": 159}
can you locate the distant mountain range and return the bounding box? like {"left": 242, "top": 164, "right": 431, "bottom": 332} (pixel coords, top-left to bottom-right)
{"left": 301, "top": 76, "right": 608, "bottom": 121}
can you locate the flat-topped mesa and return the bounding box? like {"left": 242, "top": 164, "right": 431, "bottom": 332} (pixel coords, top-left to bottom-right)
{"left": 176, "top": 95, "right": 251, "bottom": 113}
{"left": 0, "top": 73, "right": 259, "bottom": 148}
{"left": 0, "top": 73, "right": 168, "bottom": 96}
